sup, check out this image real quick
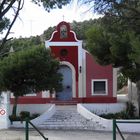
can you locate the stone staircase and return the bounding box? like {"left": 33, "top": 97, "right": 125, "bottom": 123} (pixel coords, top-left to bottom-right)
{"left": 39, "top": 105, "right": 104, "bottom": 130}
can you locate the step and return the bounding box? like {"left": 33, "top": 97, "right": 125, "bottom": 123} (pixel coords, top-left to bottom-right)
{"left": 50, "top": 100, "right": 78, "bottom": 105}
{"left": 38, "top": 105, "right": 105, "bottom": 130}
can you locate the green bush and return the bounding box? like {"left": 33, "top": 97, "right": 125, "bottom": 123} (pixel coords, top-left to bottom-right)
{"left": 9, "top": 111, "right": 39, "bottom": 124}
{"left": 20, "top": 111, "right": 30, "bottom": 119}
{"left": 100, "top": 111, "right": 127, "bottom": 119}
{"left": 9, "top": 115, "right": 22, "bottom": 124}
{"left": 30, "top": 113, "right": 40, "bottom": 119}
{"left": 117, "top": 73, "right": 128, "bottom": 90}
{"left": 9, "top": 115, "right": 21, "bottom": 121}
{"left": 125, "top": 102, "right": 136, "bottom": 118}
{"left": 100, "top": 102, "right": 136, "bottom": 119}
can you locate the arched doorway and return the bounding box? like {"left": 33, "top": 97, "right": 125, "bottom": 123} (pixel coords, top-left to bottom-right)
{"left": 56, "top": 65, "right": 72, "bottom": 100}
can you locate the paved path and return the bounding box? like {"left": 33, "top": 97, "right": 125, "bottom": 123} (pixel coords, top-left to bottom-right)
{"left": 0, "top": 129, "right": 140, "bottom": 140}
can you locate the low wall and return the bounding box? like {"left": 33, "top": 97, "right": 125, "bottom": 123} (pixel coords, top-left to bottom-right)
{"left": 77, "top": 104, "right": 112, "bottom": 131}
{"left": 10, "top": 104, "right": 56, "bottom": 128}
{"left": 10, "top": 104, "right": 53, "bottom": 115}
{"left": 77, "top": 104, "right": 140, "bottom": 133}
{"left": 0, "top": 92, "right": 10, "bottom": 129}
{"left": 31, "top": 104, "right": 55, "bottom": 125}
{"left": 81, "top": 103, "right": 126, "bottom": 115}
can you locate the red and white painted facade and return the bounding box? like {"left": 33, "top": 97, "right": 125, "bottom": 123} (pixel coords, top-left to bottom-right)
{"left": 10, "top": 21, "right": 117, "bottom": 104}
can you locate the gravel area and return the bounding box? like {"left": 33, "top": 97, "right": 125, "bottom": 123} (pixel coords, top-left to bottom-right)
{"left": 0, "top": 129, "right": 140, "bottom": 140}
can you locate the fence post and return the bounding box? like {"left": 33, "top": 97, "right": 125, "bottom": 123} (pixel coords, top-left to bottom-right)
{"left": 25, "top": 118, "right": 29, "bottom": 140}
{"left": 113, "top": 119, "right": 116, "bottom": 140}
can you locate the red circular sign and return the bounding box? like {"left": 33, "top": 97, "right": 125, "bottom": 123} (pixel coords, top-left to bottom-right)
{"left": 0, "top": 108, "right": 6, "bottom": 115}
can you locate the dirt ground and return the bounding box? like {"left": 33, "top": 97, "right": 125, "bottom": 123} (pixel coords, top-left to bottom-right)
{"left": 0, "top": 129, "right": 140, "bottom": 140}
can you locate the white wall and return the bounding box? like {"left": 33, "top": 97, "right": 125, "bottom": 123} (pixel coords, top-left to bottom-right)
{"left": 77, "top": 104, "right": 140, "bottom": 133}
{"left": 10, "top": 104, "right": 53, "bottom": 115}
{"left": 81, "top": 103, "right": 126, "bottom": 115}
{"left": 77, "top": 104, "right": 112, "bottom": 131}
{"left": 11, "top": 104, "right": 56, "bottom": 128}
{"left": 128, "top": 79, "right": 138, "bottom": 101}
{"left": 0, "top": 92, "right": 10, "bottom": 129}
{"left": 31, "top": 104, "right": 55, "bottom": 126}
{"left": 113, "top": 68, "right": 118, "bottom": 97}
{"left": 128, "top": 79, "right": 139, "bottom": 116}
{"left": 10, "top": 104, "right": 56, "bottom": 128}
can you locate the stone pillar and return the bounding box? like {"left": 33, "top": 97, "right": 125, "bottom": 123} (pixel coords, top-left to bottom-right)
{"left": 128, "top": 80, "right": 139, "bottom": 116}
{"left": 0, "top": 92, "right": 10, "bottom": 129}
{"left": 52, "top": 88, "right": 56, "bottom": 98}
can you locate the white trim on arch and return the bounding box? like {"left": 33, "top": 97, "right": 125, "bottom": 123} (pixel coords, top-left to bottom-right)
{"left": 60, "top": 61, "right": 76, "bottom": 98}
{"left": 45, "top": 28, "right": 80, "bottom": 42}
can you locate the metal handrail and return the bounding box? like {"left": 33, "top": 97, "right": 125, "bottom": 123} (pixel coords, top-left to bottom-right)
{"left": 113, "top": 119, "right": 125, "bottom": 140}
{"left": 25, "top": 118, "right": 48, "bottom": 140}
{"left": 115, "top": 120, "right": 140, "bottom": 123}
{"left": 112, "top": 119, "right": 140, "bottom": 140}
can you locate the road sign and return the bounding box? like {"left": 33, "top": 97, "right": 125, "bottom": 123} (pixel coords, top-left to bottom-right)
{"left": 0, "top": 108, "right": 6, "bottom": 115}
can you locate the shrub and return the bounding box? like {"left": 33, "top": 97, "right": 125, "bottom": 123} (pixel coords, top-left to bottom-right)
{"left": 125, "top": 102, "right": 136, "bottom": 119}
{"left": 117, "top": 73, "right": 128, "bottom": 90}
{"left": 31, "top": 113, "right": 40, "bottom": 119}
{"left": 20, "top": 111, "right": 30, "bottom": 119}
{"left": 100, "top": 102, "right": 136, "bottom": 119}
{"left": 9, "top": 115, "right": 22, "bottom": 124}
{"left": 9, "top": 115, "right": 21, "bottom": 121}
{"left": 9, "top": 111, "right": 40, "bottom": 124}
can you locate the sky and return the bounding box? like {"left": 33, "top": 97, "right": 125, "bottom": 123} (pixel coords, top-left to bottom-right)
{"left": 5, "top": 0, "right": 100, "bottom": 38}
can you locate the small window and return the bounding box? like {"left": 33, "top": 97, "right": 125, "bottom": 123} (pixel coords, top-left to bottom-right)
{"left": 92, "top": 79, "right": 108, "bottom": 95}
{"left": 60, "top": 49, "right": 68, "bottom": 56}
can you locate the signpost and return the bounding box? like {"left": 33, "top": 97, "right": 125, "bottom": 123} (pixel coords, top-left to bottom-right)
{"left": 0, "top": 92, "right": 10, "bottom": 129}
{"left": 0, "top": 108, "right": 6, "bottom": 116}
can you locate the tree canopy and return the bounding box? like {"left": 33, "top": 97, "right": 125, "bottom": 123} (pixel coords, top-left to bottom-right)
{"left": 0, "top": 0, "right": 71, "bottom": 48}
{"left": 0, "top": 19, "right": 98, "bottom": 58}
{"left": 86, "top": 25, "right": 140, "bottom": 82}
{"left": 84, "top": 0, "right": 140, "bottom": 115}
{"left": 0, "top": 35, "right": 42, "bottom": 58}
{"left": 0, "top": 46, "right": 62, "bottom": 94}
{"left": 0, "top": 46, "right": 62, "bottom": 115}
{"left": 82, "top": 0, "right": 140, "bottom": 32}
{"left": 85, "top": 0, "right": 140, "bottom": 82}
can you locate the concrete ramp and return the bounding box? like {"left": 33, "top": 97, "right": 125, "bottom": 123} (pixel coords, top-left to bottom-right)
{"left": 39, "top": 105, "right": 104, "bottom": 130}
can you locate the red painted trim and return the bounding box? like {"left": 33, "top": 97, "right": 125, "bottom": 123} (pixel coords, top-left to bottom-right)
{"left": 10, "top": 98, "right": 47, "bottom": 104}
{"left": 51, "top": 46, "right": 78, "bottom": 81}
{"left": 50, "top": 46, "right": 79, "bottom": 98}
{"left": 10, "top": 96, "right": 117, "bottom": 104}
{"left": 50, "top": 21, "right": 78, "bottom": 42}
{"left": 82, "top": 97, "right": 117, "bottom": 103}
